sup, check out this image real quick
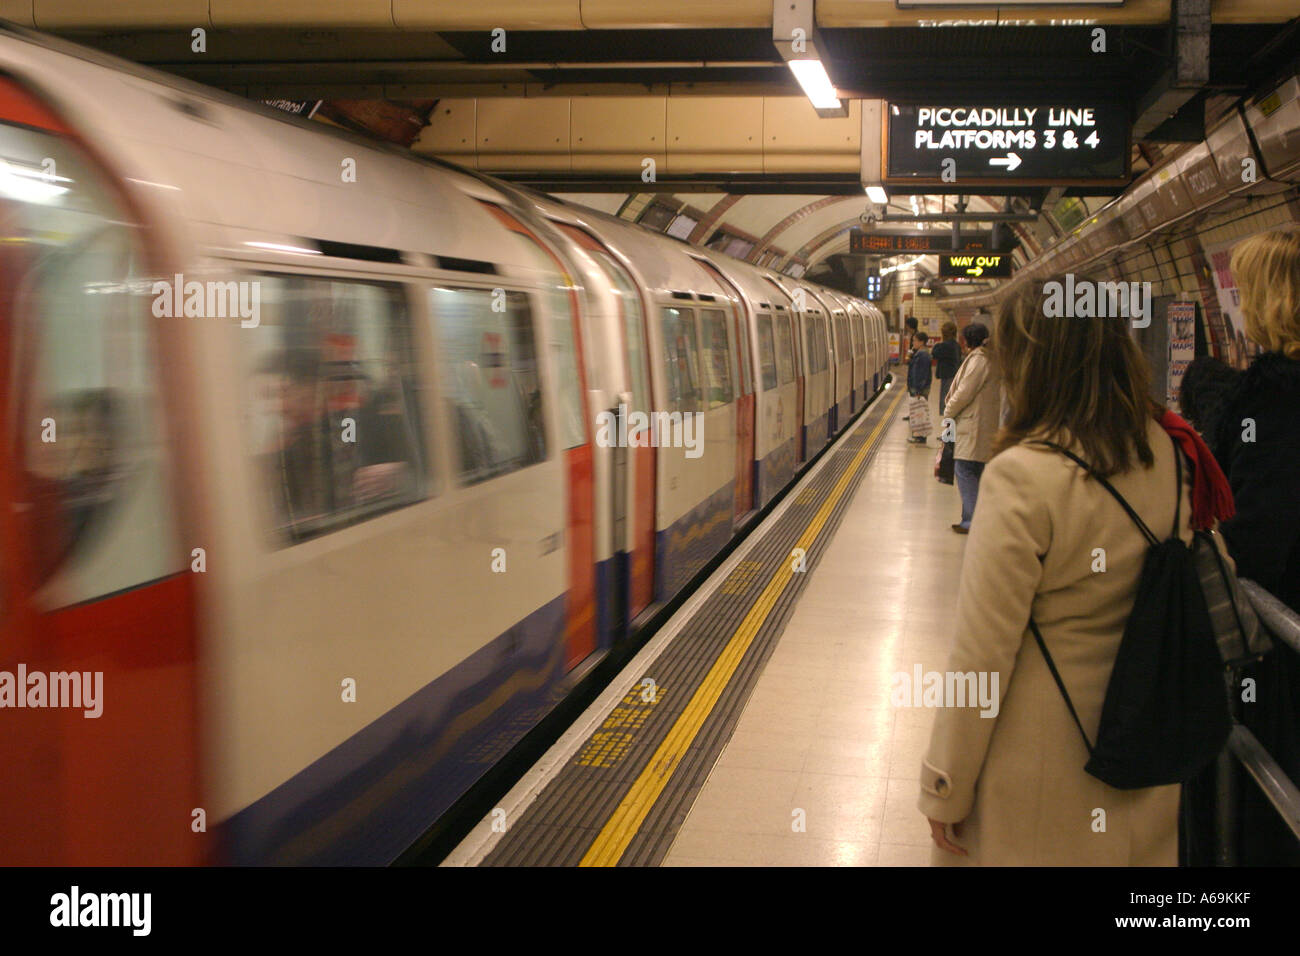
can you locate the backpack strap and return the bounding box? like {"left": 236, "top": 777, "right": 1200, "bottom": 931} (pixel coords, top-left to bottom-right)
{"left": 1169, "top": 432, "right": 1183, "bottom": 539}
{"left": 1029, "top": 618, "right": 1094, "bottom": 754}
{"left": 1033, "top": 441, "right": 1160, "bottom": 547}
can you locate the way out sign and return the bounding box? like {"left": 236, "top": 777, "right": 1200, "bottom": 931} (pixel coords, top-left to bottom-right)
{"left": 884, "top": 104, "right": 1129, "bottom": 185}
{"left": 939, "top": 253, "right": 1012, "bottom": 279}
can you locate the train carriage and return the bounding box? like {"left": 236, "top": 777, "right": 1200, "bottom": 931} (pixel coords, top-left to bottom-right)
{"left": 0, "top": 24, "right": 890, "bottom": 867}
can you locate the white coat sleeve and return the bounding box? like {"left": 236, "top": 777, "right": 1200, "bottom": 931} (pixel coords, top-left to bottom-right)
{"left": 917, "top": 448, "right": 1052, "bottom": 822}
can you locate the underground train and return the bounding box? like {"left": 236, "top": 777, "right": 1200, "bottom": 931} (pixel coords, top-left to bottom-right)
{"left": 0, "top": 25, "right": 889, "bottom": 865}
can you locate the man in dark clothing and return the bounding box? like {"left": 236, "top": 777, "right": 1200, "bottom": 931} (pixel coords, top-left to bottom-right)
{"left": 902, "top": 316, "right": 920, "bottom": 420}
{"left": 932, "top": 321, "right": 961, "bottom": 411}
{"left": 907, "top": 332, "right": 932, "bottom": 443}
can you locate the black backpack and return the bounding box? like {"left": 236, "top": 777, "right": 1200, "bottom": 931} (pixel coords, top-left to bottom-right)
{"left": 1029, "top": 436, "right": 1232, "bottom": 790}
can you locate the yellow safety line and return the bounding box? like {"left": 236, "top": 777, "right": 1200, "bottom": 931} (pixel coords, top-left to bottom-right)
{"left": 579, "top": 390, "right": 904, "bottom": 866}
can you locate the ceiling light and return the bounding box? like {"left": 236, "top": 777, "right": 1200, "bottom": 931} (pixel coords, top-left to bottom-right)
{"left": 865, "top": 185, "right": 889, "bottom": 204}
{"left": 787, "top": 59, "right": 843, "bottom": 112}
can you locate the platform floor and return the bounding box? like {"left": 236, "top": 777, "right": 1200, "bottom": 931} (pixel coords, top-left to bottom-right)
{"left": 663, "top": 387, "right": 966, "bottom": 866}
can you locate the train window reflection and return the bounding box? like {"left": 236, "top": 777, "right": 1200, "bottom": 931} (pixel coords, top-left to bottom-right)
{"left": 774, "top": 313, "right": 795, "bottom": 385}
{"left": 700, "top": 309, "right": 734, "bottom": 409}
{"left": 756, "top": 314, "right": 778, "bottom": 391}
{"left": 660, "top": 307, "right": 701, "bottom": 414}
{"left": 244, "top": 275, "right": 425, "bottom": 545}
{"left": 431, "top": 287, "right": 547, "bottom": 485}
{"left": 8, "top": 124, "right": 181, "bottom": 603}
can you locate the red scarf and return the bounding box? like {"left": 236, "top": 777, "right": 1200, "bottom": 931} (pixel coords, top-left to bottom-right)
{"left": 1158, "top": 409, "right": 1234, "bottom": 530}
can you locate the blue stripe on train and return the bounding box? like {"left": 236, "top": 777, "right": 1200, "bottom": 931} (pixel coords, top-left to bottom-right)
{"left": 757, "top": 436, "right": 796, "bottom": 507}
{"left": 219, "top": 582, "right": 596, "bottom": 865}
{"left": 653, "top": 482, "right": 735, "bottom": 603}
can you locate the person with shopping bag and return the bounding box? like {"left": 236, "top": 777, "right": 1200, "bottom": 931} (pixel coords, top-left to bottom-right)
{"left": 908, "top": 332, "right": 933, "bottom": 444}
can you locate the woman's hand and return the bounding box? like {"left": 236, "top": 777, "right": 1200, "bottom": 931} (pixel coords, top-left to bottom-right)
{"left": 927, "top": 817, "right": 968, "bottom": 856}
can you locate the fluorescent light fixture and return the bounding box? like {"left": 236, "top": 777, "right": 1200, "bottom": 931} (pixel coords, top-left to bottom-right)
{"left": 865, "top": 185, "right": 889, "bottom": 204}
{"left": 787, "top": 59, "right": 842, "bottom": 111}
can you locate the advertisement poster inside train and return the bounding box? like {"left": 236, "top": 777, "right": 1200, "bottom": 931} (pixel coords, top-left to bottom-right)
{"left": 1167, "top": 298, "right": 1196, "bottom": 409}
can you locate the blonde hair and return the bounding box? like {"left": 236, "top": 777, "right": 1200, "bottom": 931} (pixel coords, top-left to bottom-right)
{"left": 940, "top": 320, "right": 958, "bottom": 340}
{"left": 1230, "top": 229, "right": 1300, "bottom": 359}
{"left": 994, "top": 277, "right": 1157, "bottom": 478}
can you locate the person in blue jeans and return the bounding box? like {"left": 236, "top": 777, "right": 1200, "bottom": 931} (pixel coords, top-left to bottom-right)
{"left": 908, "top": 332, "right": 933, "bottom": 443}
{"left": 941, "top": 323, "right": 1000, "bottom": 533}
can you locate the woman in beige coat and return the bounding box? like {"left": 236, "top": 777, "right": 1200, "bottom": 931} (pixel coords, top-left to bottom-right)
{"left": 942, "top": 322, "right": 1001, "bottom": 533}
{"left": 918, "top": 278, "right": 1206, "bottom": 866}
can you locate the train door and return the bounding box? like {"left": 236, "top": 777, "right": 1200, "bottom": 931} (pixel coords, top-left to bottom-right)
{"left": 691, "top": 258, "right": 754, "bottom": 519}
{"left": 0, "top": 79, "right": 201, "bottom": 864}
{"left": 479, "top": 203, "right": 596, "bottom": 670}
{"left": 555, "top": 224, "right": 656, "bottom": 622}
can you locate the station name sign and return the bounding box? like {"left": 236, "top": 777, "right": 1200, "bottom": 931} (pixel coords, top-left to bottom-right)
{"left": 938, "top": 253, "right": 1012, "bottom": 279}
{"left": 884, "top": 103, "right": 1129, "bottom": 184}
{"left": 849, "top": 230, "right": 1006, "bottom": 255}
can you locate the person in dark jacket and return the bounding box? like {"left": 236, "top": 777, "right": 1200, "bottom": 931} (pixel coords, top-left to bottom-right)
{"left": 932, "top": 321, "right": 962, "bottom": 411}
{"left": 1188, "top": 229, "right": 1300, "bottom": 866}
{"left": 908, "top": 332, "right": 933, "bottom": 443}
{"left": 1177, "top": 356, "right": 1239, "bottom": 443}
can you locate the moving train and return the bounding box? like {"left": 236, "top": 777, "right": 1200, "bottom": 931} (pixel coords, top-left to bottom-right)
{"left": 0, "top": 25, "right": 889, "bottom": 865}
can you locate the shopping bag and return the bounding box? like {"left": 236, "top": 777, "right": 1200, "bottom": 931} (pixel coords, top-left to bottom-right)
{"left": 938, "top": 439, "right": 955, "bottom": 483}
{"left": 908, "top": 395, "right": 931, "bottom": 436}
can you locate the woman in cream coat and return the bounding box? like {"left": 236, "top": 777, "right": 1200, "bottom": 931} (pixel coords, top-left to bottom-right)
{"left": 943, "top": 323, "right": 1002, "bottom": 533}
{"left": 918, "top": 278, "right": 1204, "bottom": 866}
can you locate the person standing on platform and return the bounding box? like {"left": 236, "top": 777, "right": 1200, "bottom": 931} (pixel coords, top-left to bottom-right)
{"left": 902, "top": 316, "right": 920, "bottom": 421}
{"left": 919, "top": 276, "right": 1232, "bottom": 865}
{"left": 932, "top": 321, "right": 962, "bottom": 411}
{"left": 908, "top": 332, "right": 933, "bottom": 444}
{"left": 1191, "top": 228, "right": 1300, "bottom": 866}
{"left": 942, "top": 322, "right": 999, "bottom": 533}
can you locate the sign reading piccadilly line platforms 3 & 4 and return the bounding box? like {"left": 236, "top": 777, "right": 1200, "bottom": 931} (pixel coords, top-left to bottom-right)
{"left": 884, "top": 104, "right": 1130, "bottom": 185}
{"left": 939, "top": 253, "right": 1013, "bottom": 279}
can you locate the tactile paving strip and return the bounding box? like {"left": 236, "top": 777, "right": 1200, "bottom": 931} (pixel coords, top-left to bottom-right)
{"left": 481, "top": 389, "right": 904, "bottom": 866}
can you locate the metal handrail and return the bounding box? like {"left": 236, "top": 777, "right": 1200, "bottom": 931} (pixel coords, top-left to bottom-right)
{"left": 1240, "top": 579, "right": 1300, "bottom": 655}
{"left": 1213, "top": 580, "right": 1300, "bottom": 865}
{"left": 1227, "top": 725, "right": 1300, "bottom": 841}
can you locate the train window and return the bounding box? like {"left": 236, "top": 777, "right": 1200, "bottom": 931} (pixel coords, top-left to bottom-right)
{"left": 660, "top": 307, "right": 702, "bottom": 413}
{"left": 476, "top": 204, "right": 585, "bottom": 450}
{"left": 854, "top": 316, "right": 865, "bottom": 357}
{"left": 431, "top": 287, "right": 547, "bottom": 485}
{"left": 9, "top": 123, "right": 182, "bottom": 603}
{"left": 699, "top": 309, "right": 734, "bottom": 408}
{"left": 734, "top": 311, "right": 754, "bottom": 397}
{"left": 774, "top": 313, "right": 795, "bottom": 385}
{"left": 588, "top": 248, "right": 650, "bottom": 418}
{"left": 756, "top": 314, "right": 779, "bottom": 391}
{"left": 244, "top": 275, "right": 426, "bottom": 544}
{"left": 806, "top": 314, "right": 828, "bottom": 374}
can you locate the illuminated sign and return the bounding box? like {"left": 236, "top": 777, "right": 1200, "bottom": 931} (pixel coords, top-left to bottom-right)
{"left": 849, "top": 230, "right": 1005, "bottom": 255}
{"left": 866, "top": 272, "right": 883, "bottom": 300}
{"left": 884, "top": 103, "right": 1129, "bottom": 184}
{"left": 938, "top": 253, "right": 1012, "bottom": 279}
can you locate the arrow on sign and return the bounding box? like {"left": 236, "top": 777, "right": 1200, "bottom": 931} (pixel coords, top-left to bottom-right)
{"left": 966, "top": 266, "right": 984, "bottom": 277}
{"left": 988, "top": 152, "right": 1022, "bottom": 172}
